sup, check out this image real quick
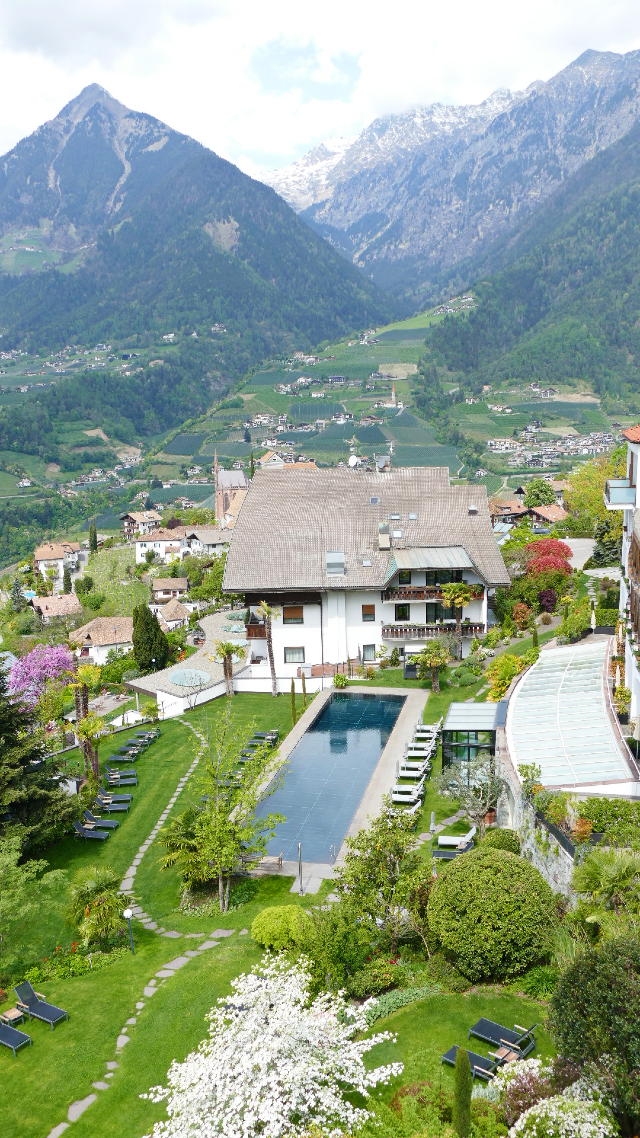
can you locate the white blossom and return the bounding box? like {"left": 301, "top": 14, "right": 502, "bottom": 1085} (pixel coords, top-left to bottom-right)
{"left": 509, "top": 1094, "right": 619, "bottom": 1138}
{"left": 141, "top": 956, "right": 403, "bottom": 1138}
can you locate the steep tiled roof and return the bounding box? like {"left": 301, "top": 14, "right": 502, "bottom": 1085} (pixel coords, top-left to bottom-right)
{"left": 623, "top": 425, "right": 640, "bottom": 442}
{"left": 70, "top": 617, "right": 133, "bottom": 646}
{"left": 137, "top": 528, "right": 185, "bottom": 541}
{"left": 32, "top": 593, "right": 83, "bottom": 618}
{"left": 530, "top": 503, "right": 569, "bottom": 522}
{"left": 184, "top": 526, "right": 229, "bottom": 544}
{"left": 161, "top": 599, "right": 190, "bottom": 621}
{"left": 34, "top": 541, "right": 79, "bottom": 560}
{"left": 153, "top": 578, "right": 188, "bottom": 591}
{"left": 224, "top": 467, "right": 510, "bottom": 591}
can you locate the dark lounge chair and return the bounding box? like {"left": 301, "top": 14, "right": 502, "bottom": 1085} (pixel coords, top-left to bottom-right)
{"left": 441, "top": 1045, "right": 498, "bottom": 1081}
{"left": 0, "top": 1021, "right": 32, "bottom": 1056}
{"left": 468, "top": 1019, "right": 537, "bottom": 1058}
{"left": 97, "top": 789, "right": 132, "bottom": 803}
{"left": 106, "top": 764, "right": 136, "bottom": 777}
{"left": 94, "top": 798, "right": 130, "bottom": 813}
{"left": 107, "top": 776, "right": 137, "bottom": 786}
{"left": 15, "top": 983, "right": 68, "bottom": 1030}
{"left": 73, "top": 821, "right": 109, "bottom": 842}
{"left": 83, "top": 809, "right": 119, "bottom": 831}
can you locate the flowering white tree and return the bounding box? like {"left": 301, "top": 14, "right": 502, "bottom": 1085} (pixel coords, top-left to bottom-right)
{"left": 509, "top": 1095, "right": 618, "bottom": 1138}
{"left": 142, "top": 956, "right": 403, "bottom": 1138}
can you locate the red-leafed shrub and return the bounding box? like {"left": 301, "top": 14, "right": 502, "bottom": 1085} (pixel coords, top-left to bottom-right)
{"left": 527, "top": 553, "right": 572, "bottom": 577}
{"left": 524, "top": 538, "right": 572, "bottom": 560}
{"left": 512, "top": 602, "right": 532, "bottom": 629}
{"left": 538, "top": 588, "right": 557, "bottom": 612}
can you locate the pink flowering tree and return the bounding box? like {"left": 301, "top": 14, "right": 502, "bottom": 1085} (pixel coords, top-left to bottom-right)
{"left": 9, "top": 645, "right": 74, "bottom": 705}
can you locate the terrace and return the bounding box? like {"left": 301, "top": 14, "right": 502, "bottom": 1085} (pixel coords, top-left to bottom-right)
{"left": 382, "top": 622, "right": 485, "bottom": 639}
{"left": 604, "top": 477, "right": 637, "bottom": 509}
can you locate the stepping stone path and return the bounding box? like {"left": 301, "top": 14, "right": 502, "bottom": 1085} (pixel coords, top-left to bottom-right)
{"left": 46, "top": 722, "right": 244, "bottom": 1138}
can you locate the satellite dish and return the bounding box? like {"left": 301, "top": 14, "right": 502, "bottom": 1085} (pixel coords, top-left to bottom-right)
{"left": 348, "top": 454, "right": 358, "bottom": 467}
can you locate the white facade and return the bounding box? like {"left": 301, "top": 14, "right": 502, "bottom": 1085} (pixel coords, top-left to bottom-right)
{"left": 246, "top": 568, "right": 488, "bottom": 677}
{"left": 76, "top": 639, "right": 133, "bottom": 666}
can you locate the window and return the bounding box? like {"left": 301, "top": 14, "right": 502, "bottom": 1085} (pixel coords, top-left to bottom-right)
{"left": 398, "top": 570, "right": 411, "bottom": 585}
{"left": 390, "top": 513, "right": 401, "bottom": 520}
{"left": 392, "top": 529, "right": 402, "bottom": 539}
{"left": 283, "top": 606, "right": 304, "bottom": 624}
{"left": 395, "top": 604, "right": 410, "bottom": 622}
{"left": 284, "top": 647, "right": 305, "bottom": 663}
{"left": 426, "top": 602, "right": 456, "bottom": 622}
{"left": 363, "top": 644, "right": 376, "bottom": 661}
{"left": 370, "top": 496, "right": 380, "bottom": 505}
{"left": 425, "top": 569, "right": 463, "bottom": 586}
{"left": 408, "top": 512, "right": 417, "bottom": 521}
{"left": 362, "top": 604, "right": 376, "bottom": 622}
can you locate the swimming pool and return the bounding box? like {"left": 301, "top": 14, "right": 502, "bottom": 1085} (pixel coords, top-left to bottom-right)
{"left": 257, "top": 691, "right": 404, "bottom": 864}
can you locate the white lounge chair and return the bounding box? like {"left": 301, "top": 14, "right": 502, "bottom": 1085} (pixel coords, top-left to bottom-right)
{"left": 398, "top": 759, "right": 431, "bottom": 779}
{"left": 437, "top": 825, "right": 477, "bottom": 848}
{"left": 391, "top": 776, "right": 426, "bottom": 805}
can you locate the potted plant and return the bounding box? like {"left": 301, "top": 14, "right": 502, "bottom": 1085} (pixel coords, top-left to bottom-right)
{"left": 484, "top": 808, "right": 497, "bottom": 825}
{"left": 615, "top": 686, "right": 631, "bottom": 724}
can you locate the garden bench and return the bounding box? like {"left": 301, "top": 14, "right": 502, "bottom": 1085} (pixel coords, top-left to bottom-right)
{"left": 15, "top": 983, "right": 68, "bottom": 1031}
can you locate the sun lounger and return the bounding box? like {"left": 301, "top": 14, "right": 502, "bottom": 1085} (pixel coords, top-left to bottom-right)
{"left": 83, "top": 809, "right": 119, "bottom": 831}
{"left": 106, "top": 764, "right": 136, "bottom": 778}
{"left": 94, "top": 799, "right": 129, "bottom": 813}
{"left": 437, "top": 826, "right": 476, "bottom": 848}
{"left": 96, "top": 789, "right": 132, "bottom": 804}
{"left": 15, "top": 983, "right": 68, "bottom": 1030}
{"left": 468, "top": 1019, "right": 537, "bottom": 1057}
{"left": 432, "top": 840, "right": 475, "bottom": 860}
{"left": 73, "top": 821, "right": 109, "bottom": 841}
{"left": 441, "top": 1045, "right": 498, "bottom": 1081}
{"left": 391, "top": 776, "right": 426, "bottom": 805}
{"left": 107, "top": 776, "right": 137, "bottom": 786}
{"left": 254, "top": 730, "right": 278, "bottom": 741}
{"left": 0, "top": 1021, "right": 32, "bottom": 1056}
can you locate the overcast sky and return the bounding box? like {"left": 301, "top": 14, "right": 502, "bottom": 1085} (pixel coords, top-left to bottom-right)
{"left": 1, "top": 0, "right": 640, "bottom": 175}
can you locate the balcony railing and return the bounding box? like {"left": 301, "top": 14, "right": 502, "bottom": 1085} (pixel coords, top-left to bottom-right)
{"left": 383, "top": 585, "right": 485, "bottom": 601}
{"left": 605, "top": 478, "right": 637, "bottom": 509}
{"left": 246, "top": 624, "right": 266, "bottom": 639}
{"left": 382, "top": 622, "right": 485, "bottom": 640}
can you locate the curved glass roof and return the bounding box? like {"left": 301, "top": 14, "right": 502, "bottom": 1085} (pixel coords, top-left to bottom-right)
{"left": 507, "top": 641, "right": 630, "bottom": 786}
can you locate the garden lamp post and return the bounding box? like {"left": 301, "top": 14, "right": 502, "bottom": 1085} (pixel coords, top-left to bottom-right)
{"left": 123, "top": 908, "right": 135, "bottom": 955}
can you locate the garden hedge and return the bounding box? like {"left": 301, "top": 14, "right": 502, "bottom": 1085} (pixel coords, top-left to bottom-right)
{"left": 481, "top": 828, "right": 521, "bottom": 855}
{"left": 427, "top": 849, "right": 558, "bottom": 981}
{"left": 250, "top": 905, "right": 309, "bottom": 951}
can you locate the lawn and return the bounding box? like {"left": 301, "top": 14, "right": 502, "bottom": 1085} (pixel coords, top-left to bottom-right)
{"left": 2, "top": 690, "right": 553, "bottom": 1138}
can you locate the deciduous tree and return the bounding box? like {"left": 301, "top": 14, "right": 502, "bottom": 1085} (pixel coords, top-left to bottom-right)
{"left": 433, "top": 750, "right": 508, "bottom": 838}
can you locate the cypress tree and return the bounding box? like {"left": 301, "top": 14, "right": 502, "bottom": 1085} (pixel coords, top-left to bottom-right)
{"left": 62, "top": 565, "right": 72, "bottom": 594}
{"left": 0, "top": 671, "right": 75, "bottom": 854}
{"left": 132, "top": 604, "right": 169, "bottom": 672}
{"left": 250, "top": 451, "right": 255, "bottom": 479}
{"left": 89, "top": 520, "right": 98, "bottom": 553}
{"left": 531, "top": 622, "right": 538, "bottom": 648}
{"left": 301, "top": 671, "right": 307, "bottom": 709}
{"left": 452, "top": 1047, "right": 473, "bottom": 1138}
{"left": 290, "top": 678, "right": 297, "bottom": 727}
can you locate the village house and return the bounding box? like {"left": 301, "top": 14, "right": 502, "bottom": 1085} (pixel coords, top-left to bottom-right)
{"left": 223, "top": 467, "right": 509, "bottom": 676}
{"left": 183, "top": 526, "right": 230, "bottom": 558}
{"left": 32, "top": 592, "right": 83, "bottom": 623}
{"left": 70, "top": 617, "right": 133, "bottom": 665}
{"left": 120, "top": 510, "right": 163, "bottom": 539}
{"left": 156, "top": 598, "right": 190, "bottom": 630}
{"left": 529, "top": 503, "right": 569, "bottom": 526}
{"left": 135, "top": 527, "right": 185, "bottom": 565}
{"left": 34, "top": 540, "right": 80, "bottom": 584}
{"left": 152, "top": 577, "right": 189, "bottom": 602}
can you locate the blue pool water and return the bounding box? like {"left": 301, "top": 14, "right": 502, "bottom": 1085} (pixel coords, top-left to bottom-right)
{"left": 257, "top": 692, "right": 404, "bottom": 864}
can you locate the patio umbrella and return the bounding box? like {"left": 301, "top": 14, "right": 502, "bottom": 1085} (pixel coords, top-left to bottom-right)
{"left": 591, "top": 608, "right": 596, "bottom": 631}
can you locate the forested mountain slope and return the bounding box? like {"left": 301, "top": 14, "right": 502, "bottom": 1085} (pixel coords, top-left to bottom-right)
{"left": 0, "top": 87, "right": 396, "bottom": 361}
{"left": 429, "top": 120, "right": 640, "bottom": 399}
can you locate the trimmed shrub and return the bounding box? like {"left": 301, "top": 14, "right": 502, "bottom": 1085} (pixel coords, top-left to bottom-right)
{"left": 347, "top": 956, "right": 405, "bottom": 997}
{"left": 333, "top": 673, "right": 348, "bottom": 688}
{"left": 250, "top": 905, "right": 309, "bottom": 951}
{"left": 482, "top": 828, "right": 521, "bottom": 855}
{"left": 453, "top": 1047, "right": 473, "bottom": 1137}
{"left": 427, "top": 849, "right": 558, "bottom": 982}
{"left": 422, "top": 951, "right": 469, "bottom": 993}
{"left": 547, "top": 937, "right": 640, "bottom": 1131}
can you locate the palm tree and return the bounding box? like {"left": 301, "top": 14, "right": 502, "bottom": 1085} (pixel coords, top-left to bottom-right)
{"left": 158, "top": 805, "right": 211, "bottom": 891}
{"left": 76, "top": 712, "right": 106, "bottom": 779}
{"left": 256, "top": 601, "right": 279, "bottom": 697}
{"left": 211, "top": 641, "right": 245, "bottom": 698}
{"left": 66, "top": 866, "right": 123, "bottom": 948}
{"left": 572, "top": 847, "right": 640, "bottom": 920}
{"left": 416, "top": 638, "right": 450, "bottom": 693}
{"left": 440, "top": 582, "right": 473, "bottom": 660}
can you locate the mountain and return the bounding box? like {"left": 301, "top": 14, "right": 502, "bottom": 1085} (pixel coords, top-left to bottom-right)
{"left": 0, "top": 86, "right": 396, "bottom": 358}
{"left": 261, "top": 50, "right": 640, "bottom": 301}
{"left": 426, "top": 116, "right": 640, "bottom": 402}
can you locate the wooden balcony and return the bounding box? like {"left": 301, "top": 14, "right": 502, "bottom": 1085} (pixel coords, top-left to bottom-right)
{"left": 246, "top": 624, "right": 266, "bottom": 639}
{"left": 382, "top": 622, "right": 485, "bottom": 640}
{"left": 382, "top": 585, "right": 485, "bottom": 602}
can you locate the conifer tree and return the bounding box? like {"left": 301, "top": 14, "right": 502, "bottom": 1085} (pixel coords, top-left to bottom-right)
{"left": 0, "top": 671, "right": 76, "bottom": 853}
{"left": 132, "top": 604, "right": 169, "bottom": 672}
{"left": 62, "top": 565, "right": 72, "bottom": 594}
{"left": 250, "top": 451, "right": 255, "bottom": 479}
{"left": 290, "top": 678, "right": 297, "bottom": 727}
{"left": 452, "top": 1047, "right": 473, "bottom": 1137}
{"left": 10, "top": 575, "right": 25, "bottom": 612}
{"left": 89, "top": 520, "right": 98, "bottom": 553}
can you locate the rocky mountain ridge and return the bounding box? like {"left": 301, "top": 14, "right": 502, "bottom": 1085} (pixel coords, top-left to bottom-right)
{"left": 262, "top": 49, "right": 640, "bottom": 300}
